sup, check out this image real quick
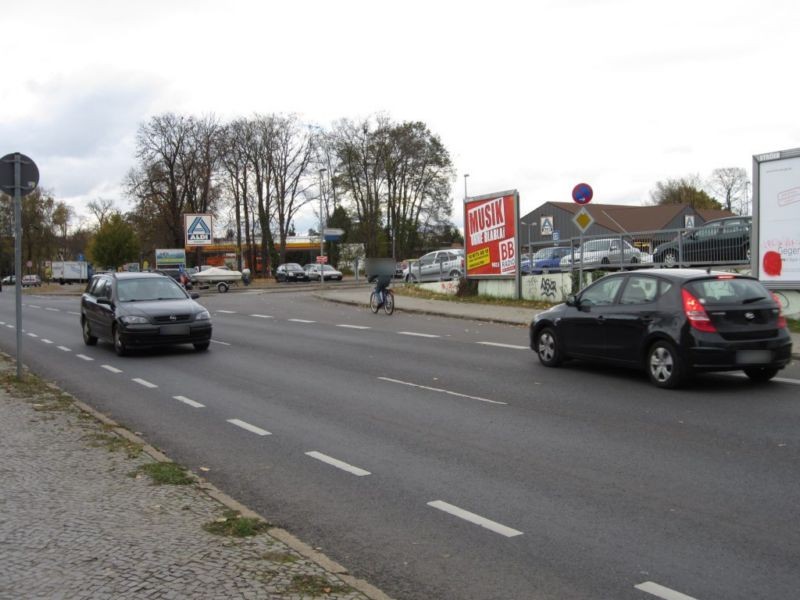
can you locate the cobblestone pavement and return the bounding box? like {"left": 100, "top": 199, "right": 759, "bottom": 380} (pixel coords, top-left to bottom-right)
{"left": 0, "top": 359, "right": 375, "bottom": 600}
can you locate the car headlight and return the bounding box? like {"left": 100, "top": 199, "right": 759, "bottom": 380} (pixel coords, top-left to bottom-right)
{"left": 120, "top": 315, "right": 149, "bottom": 325}
{"left": 195, "top": 310, "right": 211, "bottom": 321}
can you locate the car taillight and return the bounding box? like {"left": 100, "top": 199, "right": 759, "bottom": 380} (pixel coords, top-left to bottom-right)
{"left": 771, "top": 292, "right": 788, "bottom": 329}
{"left": 682, "top": 288, "right": 717, "bottom": 333}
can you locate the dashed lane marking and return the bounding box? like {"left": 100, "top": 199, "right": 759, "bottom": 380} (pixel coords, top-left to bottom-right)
{"left": 250, "top": 314, "right": 273, "bottom": 319}
{"left": 726, "top": 372, "right": 800, "bottom": 386}
{"left": 635, "top": 581, "right": 698, "bottom": 600}
{"left": 45, "top": 307, "right": 60, "bottom": 312}
{"left": 41, "top": 339, "right": 54, "bottom": 344}
{"left": 427, "top": 500, "right": 523, "bottom": 538}
{"left": 378, "top": 377, "right": 506, "bottom": 405}
{"left": 336, "top": 324, "right": 371, "bottom": 330}
{"left": 76, "top": 354, "right": 94, "bottom": 361}
{"left": 227, "top": 419, "right": 271, "bottom": 436}
{"left": 6, "top": 325, "right": 14, "bottom": 329}
{"left": 132, "top": 378, "right": 157, "bottom": 389}
{"left": 305, "top": 451, "right": 371, "bottom": 476}
{"left": 27, "top": 304, "right": 41, "bottom": 309}
{"left": 210, "top": 339, "right": 231, "bottom": 346}
{"left": 101, "top": 365, "right": 122, "bottom": 374}
{"left": 67, "top": 311, "right": 81, "bottom": 316}
{"left": 26, "top": 332, "right": 38, "bottom": 338}
{"left": 398, "top": 331, "right": 440, "bottom": 338}
{"left": 174, "top": 395, "right": 204, "bottom": 408}
{"left": 476, "top": 341, "right": 528, "bottom": 350}
{"left": 57, "top": 346, "right": 71, "bottom": 352}
{"left": 216, "top": 310, "right": 237, "bottom": 314}
{"left": 288, "top": 318, "right": 316, "bottom": 323}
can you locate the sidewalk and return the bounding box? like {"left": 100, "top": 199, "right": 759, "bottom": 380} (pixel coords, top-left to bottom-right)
{"left": 0, "top": 357, "right": 388, "bottom": 600}
{"left": 314, "top": 285, "right": 800, "bottom": 359}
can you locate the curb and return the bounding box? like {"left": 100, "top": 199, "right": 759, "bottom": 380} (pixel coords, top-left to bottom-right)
{"left": 46, "top": 386, "right": 395, "bottom": 600}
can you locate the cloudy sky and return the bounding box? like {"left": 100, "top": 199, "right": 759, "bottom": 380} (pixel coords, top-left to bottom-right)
{"left": 2, "top": 0, "right": 798, "bottom": 234}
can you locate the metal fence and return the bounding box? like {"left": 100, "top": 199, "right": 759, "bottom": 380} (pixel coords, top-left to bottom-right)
{"left": 523, "top": 222, "right": 751, "bottom": 274}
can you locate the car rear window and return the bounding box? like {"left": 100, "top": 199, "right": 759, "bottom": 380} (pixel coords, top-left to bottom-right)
{"left": 684, "top": 277, "right": 771, "bottom": 306}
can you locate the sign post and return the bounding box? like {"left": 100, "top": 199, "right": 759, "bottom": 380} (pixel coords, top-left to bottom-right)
{"left": 571, "top": 183, "right": 594, "bottom": 287}
{"left": 1, "top": 153, "right": 40, "bottom": 379}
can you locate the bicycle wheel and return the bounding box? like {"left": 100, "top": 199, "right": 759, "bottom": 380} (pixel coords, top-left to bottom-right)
{"left": 369, "top": 291, "right": 380, "bottom": 313}
{"left": 383, "top": 290, "right": 395, "bottom": 315}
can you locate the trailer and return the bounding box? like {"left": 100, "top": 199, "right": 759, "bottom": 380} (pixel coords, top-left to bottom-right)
{"left": 51, "top": 261, "right": 90, "bottom": 284}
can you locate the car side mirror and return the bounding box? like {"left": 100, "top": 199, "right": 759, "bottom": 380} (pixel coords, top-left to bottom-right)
{"left": 566, "top": 294, "right": 578, "bottom": 307}
{"left": 97, "top": 297, "right": 112, "bottom": 306}
{"left": 190, "top": 292, "right": 200, "bottom": 299}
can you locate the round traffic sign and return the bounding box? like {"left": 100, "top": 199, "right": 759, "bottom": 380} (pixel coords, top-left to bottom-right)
{"left": 572, "top": 183, "right": 593, "bottom": 205}
{"left": 0, "top": 153, "right": 40, "bottom": 197}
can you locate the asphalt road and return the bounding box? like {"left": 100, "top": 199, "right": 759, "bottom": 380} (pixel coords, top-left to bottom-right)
{"left": 2, "top": 288, "right": 799, "bottom": 600}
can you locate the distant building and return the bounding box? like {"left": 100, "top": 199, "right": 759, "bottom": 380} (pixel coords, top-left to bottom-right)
{"left": 519, "top": 202, "right": 735, "bottom": 250}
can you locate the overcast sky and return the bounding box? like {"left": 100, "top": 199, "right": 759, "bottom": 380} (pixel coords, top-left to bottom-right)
{"left": 2, "top": 0, "right": 798, "bottom": 235}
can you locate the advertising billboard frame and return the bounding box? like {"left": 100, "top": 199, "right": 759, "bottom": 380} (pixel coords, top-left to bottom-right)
{"left": 463, "top": 189, "right": 521, "bottom": 297}
{"left": 184, "top": 213, "right": 214, "bottom": 247}
{"left": 752, "top": 147, "right": 800, "bottom": 289}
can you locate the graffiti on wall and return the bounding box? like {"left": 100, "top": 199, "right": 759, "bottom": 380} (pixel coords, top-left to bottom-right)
{"left": 540, "top": 277, "right": 558, "bottom": 299}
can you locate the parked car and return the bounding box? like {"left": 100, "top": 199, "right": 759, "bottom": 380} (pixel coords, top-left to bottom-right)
{"left": 80, "top": 272, "right": 212, "bottom": 356}
{"left": 403, "top": 249, "right": 465, "bottom": 282}
{"left": 22, "top": 275, "right": 42, "bottom": 287}
{"left": 653, "top": 216, "right": 752, "bottom": 267}
{"left": 2, "top": 275, "right": 15, "bottom": 285}
{"left": 155, "top": 268, "right": 193, "bottom": 290}
{"left": 530, "top": 269, "right": 792, "bottom": 388}
{"left": 521, "top": 246, "right": 572, "bottom": 274}
{"left": 303, "top": 264, "right": 343, "bottom": 281}
{"left": 275, "top": 263, "right": 310, "bottom": 282}
{"left": 559, "top": 238, "right": 649, "bottom": 269}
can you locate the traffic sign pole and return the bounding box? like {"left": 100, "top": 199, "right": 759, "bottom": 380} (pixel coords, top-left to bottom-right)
{"left": 14, "top": 155, "right": 22, "bottom": 379}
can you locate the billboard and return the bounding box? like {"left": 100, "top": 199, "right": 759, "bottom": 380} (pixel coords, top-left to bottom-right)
{"left": 753, "top": 148, "right": 800, "bottom": 288}
{"left": 464, "top": 190, "right": 519, "bottom": 278}
{"left": 184, "top": 213, "right": 213, "bottom": 246}
{"left": 155, "top": 248, "right": 187, "bottom": 268}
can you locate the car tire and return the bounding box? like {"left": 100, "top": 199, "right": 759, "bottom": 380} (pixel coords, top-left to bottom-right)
{"left": 663, "top": 251, "right": 678, "bottom": 268}
{"left": 449, "top": 270, "right": 462, "bottom": 281}
{"left": 536, "top": 327, "right": 562, "bottom": 367}
{"left": 81, "top": 317, "right": 97, "bottom": 346}
{"left": 743, "top": 367, "right": 778, "bottom": 382}
{"left": 630, "top": 256, "right": 639, "bottom": 264}
{"left": 646, "top": 340, "right": 686, "bottom": 389}
{"left": 601, "top": 257, "right": 610, "bottom": 265}
{"left": 194, "top": 342, "right": 210, "bottom": 352}
{"left": 113, "top": 326, "right": 127, "bottom": 357}
{"left": 217, "top": 282, "right": 229, "bottom": 293}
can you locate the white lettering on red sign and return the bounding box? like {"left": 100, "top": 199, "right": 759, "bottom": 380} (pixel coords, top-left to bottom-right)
{"left": 499, "top": 239, "right": 516, "bottom": 273}
{"left": 467, "top": 197, "right": 506, "bottom": 246}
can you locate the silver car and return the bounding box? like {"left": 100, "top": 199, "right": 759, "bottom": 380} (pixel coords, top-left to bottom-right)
{"left": 560, "top": 238, "right": 648, "bottom": 268}
{"left": 403, "top": 249, "right": 464, "bottom": 282}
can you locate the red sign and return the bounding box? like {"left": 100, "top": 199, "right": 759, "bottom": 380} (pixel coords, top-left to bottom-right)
{"left": 316, "top": 255, "right": 328, "bottom": 264}
{"left": 464, "top": 191, "right": 518, "bottom": 278}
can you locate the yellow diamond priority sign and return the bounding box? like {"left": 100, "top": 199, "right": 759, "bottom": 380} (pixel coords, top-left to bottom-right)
{"left": 572, "top": 207, "right": 594, "bottom": 233}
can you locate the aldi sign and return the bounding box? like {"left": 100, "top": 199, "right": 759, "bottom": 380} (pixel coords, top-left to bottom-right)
{"left": 184, "top": 214, "right": 213, "bottom": 246}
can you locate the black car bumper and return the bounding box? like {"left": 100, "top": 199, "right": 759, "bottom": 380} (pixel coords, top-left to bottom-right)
{"left": 686, "top": 333, "right": 793, "bottom": 372}
{"left": 118, "top": 323, "right": 212, "bottom": 348}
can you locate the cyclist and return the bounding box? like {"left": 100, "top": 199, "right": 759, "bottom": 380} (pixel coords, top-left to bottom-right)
{"left": 368, "top": 272, "right": 393, "bottom": 307}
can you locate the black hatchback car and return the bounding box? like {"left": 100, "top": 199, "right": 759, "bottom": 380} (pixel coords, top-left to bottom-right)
{"left": 530, "top": 269, "right": 792, "bottom": 388}
{"left": 653, "top": 216, "right": 751, "bottom": 267}
{"left": 275, "top": 263, "right": 310, "bottom": 282}
{"left": 81, "top": 272, "right": 212, "bottom": 356}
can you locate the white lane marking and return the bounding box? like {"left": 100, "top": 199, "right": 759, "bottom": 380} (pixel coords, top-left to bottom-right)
{"left": 726, "top": 372, "right": 800, "bottom": 386}
{"left": 398, "top": 331, "right": 440, "bottom": 338}
{"left": 378, "top": 377, "right": 506, "bottom": 405}
{"left": 635, "top": 581, "right": 698, "bottom": 600}
{"left": 427, "top": 500, "right": 523, "bottom": 538}
{"left": 477, "top": 341, "right": 528, "bottom": 350}
{"left": 0, "top": 321, "right": 4, "bottom": 325}
{"left": 27, "top": 304, "right": 41, "bottom": 309}
{"left": 227, "top": 419, "right": 271, "bottom": 436}
{"left": 26, "top": 332, "right": 38, "bottom": 338}
{"left": 57, "top": 346, "right": 71, "bottom": 352}
{"left": 250, "top": 314, "right": 273, "bottom": 319}
{"left": 336, "top": 324, "right": 371, "bottom": 330}
{"left": 41, "top": 339, "right": 54, "bottom": 344}
{"left": 76, "top": 354, "right": 94, "bottom": 361}
{"left": 132, "top": 378, "right": 157, "bottom": 389}
{"left": 289, "top": 318, "right": 316, "bottom": 323}
{"left": 210, "top": 339, "right": 231, "bottom": 346}
{"left": 6, "top": 325, "right": 14, "bottom": 329}
{"left": 305, "top": 451, "right": 371, "bottom": 476}
{"left": 67, "top": 311, "right": 81, "bottom": 316}
{"left": 173, "top": 395, "right": 204, "bottom": 408}
{"left": 216, "top": 310, "right": 237, "bottom": 314}
{"left": 101, "top": 365, "right": 122, "bottom": 374}
{"left": 45, "top": 307, "right": 60, "bottom": 312}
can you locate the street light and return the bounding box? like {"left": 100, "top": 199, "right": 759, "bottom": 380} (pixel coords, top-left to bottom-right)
{"left": 318, "top": 168, "right": 327, "bottom": 288}
{"left": 464, "top": 173, "right": 469, "bottom": 200}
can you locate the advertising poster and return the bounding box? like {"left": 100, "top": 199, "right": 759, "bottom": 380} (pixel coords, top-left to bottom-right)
{"left": 184, "top": 213, "right": 213, "bottom": 246}
{"left": 755, "top": 151, "right": 800, "bottom": 286}
{"left": 155, "top": 249, "right": 187, "bottom": 268}
{"left": 464, "top": 191, "right": 519, "bottom": 278}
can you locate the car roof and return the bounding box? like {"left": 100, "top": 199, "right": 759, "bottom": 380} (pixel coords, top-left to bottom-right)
{"left": 99, "top": 272, "right": 168, "bottom": 280}
{"left": 602, "top": 268, "right": 754, "bottom": 282}
{"left": 702, "top": 215, "right": 751, "bottom": 225}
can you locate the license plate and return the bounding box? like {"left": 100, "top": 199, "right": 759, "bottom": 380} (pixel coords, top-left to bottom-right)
{"left": 736, "top": 350, "right": 772, "bottom": 364}
{"left": 160, "top": 324, "right": 189, "bottom": 336}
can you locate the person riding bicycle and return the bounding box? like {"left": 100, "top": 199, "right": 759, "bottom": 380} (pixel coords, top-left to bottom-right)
{"left": 368, "top": 272, "right": 392, "bottom": 307}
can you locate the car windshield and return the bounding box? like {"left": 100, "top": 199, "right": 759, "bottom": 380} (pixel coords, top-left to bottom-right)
{"left": 322, "top": 265, "right": 336, "bottom": 271}
{"left": 286, "top": 264, "right": 302, "bottom": 271}
{"left": 684, "top": 278, "right": 770, "bottom": 306}
{"left": 533, "top": 248, "right": 567, "bottom": 259}
{"left": 117, "top": 278, "right": 187, "bottom": 302}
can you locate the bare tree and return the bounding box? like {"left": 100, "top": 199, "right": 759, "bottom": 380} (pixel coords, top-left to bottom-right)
{"left": 709, "top": 167, "right": 748, "bottom": 213}
{"left": 86, "top": 198, "right": 116, "bottom": 229}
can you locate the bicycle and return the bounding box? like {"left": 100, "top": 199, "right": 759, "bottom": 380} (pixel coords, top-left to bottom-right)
{"left": 369, "top": 287, "right": 395, "bottom": 315}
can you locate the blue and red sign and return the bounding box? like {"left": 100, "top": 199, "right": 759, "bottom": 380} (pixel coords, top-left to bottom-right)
{"left": 572, "top": 183, "right": 593, "bottom": 205}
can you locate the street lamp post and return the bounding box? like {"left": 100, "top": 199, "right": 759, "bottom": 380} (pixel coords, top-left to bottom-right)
{"left": 319, "top": 168, "right": 327, "bottom": 288}
{"left": 463, "top": 173, "right": 469, "bottom": 200}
